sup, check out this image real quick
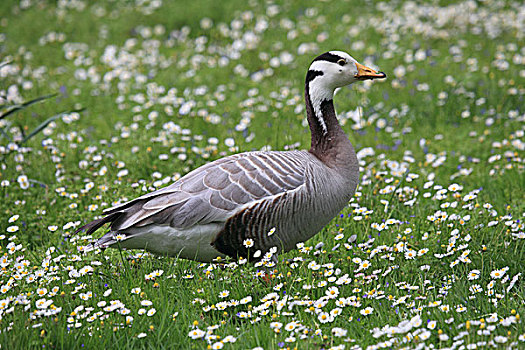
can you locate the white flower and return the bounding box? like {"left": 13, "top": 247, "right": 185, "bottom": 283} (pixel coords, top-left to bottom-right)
{"left": 360, "top": 307, "right": 373, "bottom": 316}
{"left": 224, "top": 138, "right": 235, "bottom": 147}
{"left": 223, "top": 335, "right": 236, "bottom": 343}
{"left": 308, "top": 261, "right": 320, "bottom": 270}
{"left": 467, "top": 270, "right": 480, "bottom": 280}
{"left": 494, "top": 336, "right": 507, "bottom": 344}
{"left": 326, "top": 286, "right": 339, "bottom": 299}
{"left": 284, "top": 322, "right": 296, "bottom": 331}
{"left": 418, "top": 248, "right": 429, "bottom": 256}
{"left": 404, "top": 250, "right": 417, "bottom": 259}
{"left": 439, "top": 304, "right": 450, "bottom": 312}
{"left": 448, "top": 183, "right": 463, "bottom": 192}
{"left": 188, "top": 328, "right": 205, "bottom": 339}
{"left": 150, "top": 269, "right": 164, "bottom": 277}
{"left": 358, "top": 260, "right": 371, "bottom": 271}
{"left": 270, "top": 322, "right": 282, "bottom": 329}
{"left": 332, "top": 327, "right": 347, "bottom": 337}
{"left": 490, "top": 269, "right": 506, "bottom": 279}
{"left": 117, "top": 169, "right": 129, "bottom": 177}
{"left": 35, "top": 298, "right": 53, "bottom": 309}
{"left": 17, "top": 175, "right": 29, "bottom": 189}
{"left": 147, "top": 308, "right": 156, "bottom": 316}
{"left": 439, "top": 333, "right": 449, "bottom": 341}
{"left": 115, "top": 234, "right": 126, "bottom": 242}
{"left": 243, "top": 239, "right": 254, "bottom": 248}
{"left": 212, "top": 342, "right": 224, "bottom": 349}
{"left": 330, "top": 308, "right": 342, "bottom": 317}
{"left": 318, "top": 312, "right": 333, "bottom": 323}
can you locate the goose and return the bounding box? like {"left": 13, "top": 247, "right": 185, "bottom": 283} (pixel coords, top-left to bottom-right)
{"left": 78, "top": 50, "right": 386, "bottom": 262}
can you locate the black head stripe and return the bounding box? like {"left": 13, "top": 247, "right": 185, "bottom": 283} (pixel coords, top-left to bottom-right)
{"left": 312, "top": 52, "right": 344, "bottom": 64}
{"left": 305, "top": 70, "right": 324, "bottom": 84}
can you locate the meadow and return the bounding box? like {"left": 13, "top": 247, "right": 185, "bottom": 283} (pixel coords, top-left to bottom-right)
{"left": 0, "top": 0, "right": 524, "bottom": 348}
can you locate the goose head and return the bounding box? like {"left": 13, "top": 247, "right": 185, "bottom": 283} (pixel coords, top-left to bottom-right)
{"left": 306, "top": 51, "right": 386, "bottom": 92}
{"left": 305, "top": 51, "right": 386, "bottom": 138}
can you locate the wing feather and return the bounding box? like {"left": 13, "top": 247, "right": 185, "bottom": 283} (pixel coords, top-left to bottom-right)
{"left": 227, "top": 182, "right": 253, "bottom": 204}
{"left": 141, "top": 191, "right": 191, "bottom": 210}
{"left": 81, "top": 151, "right": 311, "bottom": 237}
{"left": 209, "top": 191, "right": 237, "bottom": 211}
{"left": 203, "top": 167, "right": 230, "bottom": 190}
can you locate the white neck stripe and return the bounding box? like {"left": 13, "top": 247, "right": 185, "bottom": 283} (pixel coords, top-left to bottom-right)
{"left": 308, "top": 78, "right": 334, "bottom": 135}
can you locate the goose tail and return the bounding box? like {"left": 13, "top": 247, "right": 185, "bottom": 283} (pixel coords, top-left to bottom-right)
{"left": 75, "top": 212, "right": 121, "bottom": 235}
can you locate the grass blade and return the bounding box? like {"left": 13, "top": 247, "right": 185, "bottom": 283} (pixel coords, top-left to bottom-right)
{"left": 0, "top": 127, "right": 12, "bottom": 141}
{"left": 20, "top": 108, "right": 85, "bottom": 144}
{"left": 0, "top": 93, "right": 58, "bottom": 121}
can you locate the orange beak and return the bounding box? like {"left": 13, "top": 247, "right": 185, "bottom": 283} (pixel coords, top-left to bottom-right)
{"left": 355, "top": 62, "right": 387, "bottom": 80}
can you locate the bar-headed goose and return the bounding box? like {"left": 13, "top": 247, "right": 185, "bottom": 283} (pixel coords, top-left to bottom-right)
{"left": 78, "top": 51, "right": 386, "bottom": 262}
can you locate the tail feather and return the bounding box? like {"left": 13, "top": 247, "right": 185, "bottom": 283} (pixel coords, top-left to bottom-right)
{"left": 75, "top": 212, "right": 121, "bottom": 235}
{"left": 95, "top": 231, "right": 118, "bottom": 247}
{"left": 79, "top": 234, "right": 115, "bottom": 253}
{"left": 81, "top": 243, "right": 95, "bottom": 252}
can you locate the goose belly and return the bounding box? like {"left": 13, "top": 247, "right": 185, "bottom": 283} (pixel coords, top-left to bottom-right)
{"left": 117, "top": 224, "right": 226, "bottom": 262}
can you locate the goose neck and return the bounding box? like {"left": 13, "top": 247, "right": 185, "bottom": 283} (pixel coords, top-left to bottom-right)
{"left": 305, "top": 86, "right": 349, "bottom": 163}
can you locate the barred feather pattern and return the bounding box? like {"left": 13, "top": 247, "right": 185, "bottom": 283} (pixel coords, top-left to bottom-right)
{"left": 213, "top": 157, "right": 357, "bottom": 259}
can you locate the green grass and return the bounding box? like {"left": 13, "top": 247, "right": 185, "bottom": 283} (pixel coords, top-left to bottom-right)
{"left": 0, "top": 0, "right": 524, "bottom": 349}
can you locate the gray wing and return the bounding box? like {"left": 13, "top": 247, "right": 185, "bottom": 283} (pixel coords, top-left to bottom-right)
{"left": 79, "top": 151, "right": 309, "bottom": 235}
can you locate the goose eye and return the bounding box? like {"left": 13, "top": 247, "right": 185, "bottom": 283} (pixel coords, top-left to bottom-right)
{"left": 337, "top": 59, "right": 346, "bottom": 66}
